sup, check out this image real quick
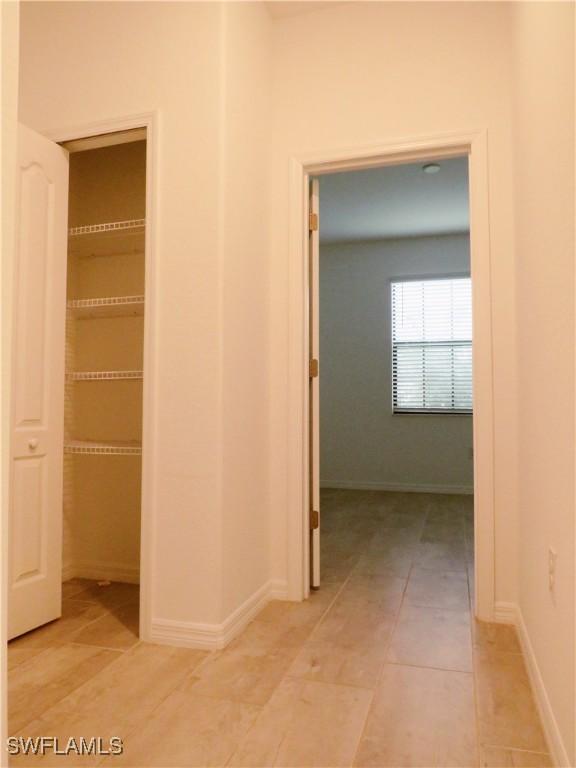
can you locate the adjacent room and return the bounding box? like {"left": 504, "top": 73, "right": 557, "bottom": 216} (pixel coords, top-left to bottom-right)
{"left": 306, "top": 158, "right": 476, "bottom": 675}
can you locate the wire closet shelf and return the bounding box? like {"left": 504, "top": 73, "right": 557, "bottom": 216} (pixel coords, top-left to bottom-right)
{"left": 65, "top": 220, "right": 146, "bottom": 457}
{"left": 64, "top": 440, "right": 142, "bottom": 456}
{"left": 68, "top": 219, "right": 146, "bottom": 258}
{"left": 65, "top": 370, "right": 143, "bottom": 381}
{"left": 68, "top": 219, "right": 145, "bottom": 237}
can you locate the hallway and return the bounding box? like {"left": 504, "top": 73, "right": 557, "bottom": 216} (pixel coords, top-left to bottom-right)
{"left": 9, "top": 491, "right": 549, "bottom": 767}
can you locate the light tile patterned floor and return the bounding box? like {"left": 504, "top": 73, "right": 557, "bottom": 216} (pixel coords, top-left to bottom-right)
{"left": 8, "top": 491, "right": 550, "bottom": 767}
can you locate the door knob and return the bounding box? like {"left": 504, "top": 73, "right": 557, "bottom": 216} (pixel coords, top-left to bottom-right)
{"left": 28, "top": 438, "right": 38, "bottom": 451}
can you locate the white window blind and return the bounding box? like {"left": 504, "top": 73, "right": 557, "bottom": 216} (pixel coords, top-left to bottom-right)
{"left": 391, "top": 277, "right": 473, "bottom": 413}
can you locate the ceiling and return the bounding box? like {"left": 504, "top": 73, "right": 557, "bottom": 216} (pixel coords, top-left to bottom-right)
{"left": 318, "top": 157, "right": 469, "bottom": 244}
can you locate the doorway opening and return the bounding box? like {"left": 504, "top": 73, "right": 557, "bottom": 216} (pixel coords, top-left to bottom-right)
{"left": 8, "top": 125, "right": 151, "bottom": 658}
{"left": 287, "top": 132, "right": 495, "bottom": 621}
{"left": 311, "top": 156, "right": 474, "bottom": 625}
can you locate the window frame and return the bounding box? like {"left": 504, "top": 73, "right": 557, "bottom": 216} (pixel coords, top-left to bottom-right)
{"left": 389, "top": 272, "right": 473, "bottom": 416}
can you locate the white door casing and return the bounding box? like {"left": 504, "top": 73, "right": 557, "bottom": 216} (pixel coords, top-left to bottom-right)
{"left": 8, "top": 124, "right": 69, "bottom": 639}
{"left": 289, "top": 132, "right": 495, "bottom": 619}
{"left": 309, "top": 179, "right": 320, "bottom": 588}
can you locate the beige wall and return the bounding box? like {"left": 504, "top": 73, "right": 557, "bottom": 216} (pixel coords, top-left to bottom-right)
{"left": 320, "top": 234, "right": 473, "bottom": 493}
{"left": 268, "top": 1, "right": 519, "bottom": 607}
{"left": 2, "top": 0, "right": 19, "bottom": 752}
{"left": 19, "top": 0, "right": 520, "bottom": 621}
{"left": 512, "top": 2, "right": 575, "bottom": 762}
{"left": 19, "top": 1, "right": 272, "bottom": 626}
{"left": 14, "top": 6, "right": 576, "bottom": 755}
{"left": 220, "top": 3, "right": 272, "bottom": 616}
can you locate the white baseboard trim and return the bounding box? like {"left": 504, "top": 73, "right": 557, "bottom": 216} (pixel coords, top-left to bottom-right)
{"left": 493, "top": 600, "right": 517, "bottom": 624}
{"left": 321, "top": 480, "right": 473, "bottom": 495}
{"left": 268, "top": 578, "right": 289, "bottom": 600}
{"left": 493, "top": 601, "right": 569, "bottom": 767}
{"left": 66, "top": 560, "right": 140, "bottom": 585}
{"left": 150, "top": 579, "right": 287, "bottom": 651}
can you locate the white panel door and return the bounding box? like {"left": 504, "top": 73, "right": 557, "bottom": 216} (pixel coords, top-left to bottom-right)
{"left": 8, "top": 124, "right": 68, "bottom": 639}
{"left": 309, "top": 179, "right": 320, "bottom": 589}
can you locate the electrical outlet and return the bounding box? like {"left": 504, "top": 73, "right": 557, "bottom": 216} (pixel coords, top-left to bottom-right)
{"left": 548, "top": 546, "right": 557, "bottom": 592}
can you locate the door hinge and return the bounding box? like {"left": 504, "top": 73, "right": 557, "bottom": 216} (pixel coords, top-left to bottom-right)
{"left": 309, "top": 358, "right": 319, "bottom": 379}
{"left": 310, "top": 509, "right": 319, "bottom": 530}
{"left": 309, "top": 212, "right": 319, "bottom": 232}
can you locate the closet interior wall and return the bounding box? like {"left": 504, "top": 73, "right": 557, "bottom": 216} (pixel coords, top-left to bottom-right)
{"left": 64, "top": 140, "right": 146, "bottom": 584}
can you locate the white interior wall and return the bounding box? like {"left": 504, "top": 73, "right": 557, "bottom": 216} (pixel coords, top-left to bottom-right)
{"left": 220, "top": 2, "right": 272, "bottom": 616}
{"left": 18, "top": 1, "right": 272, "bottom": 629}
{"left": 10, "top": 0, "right": 576, "bottom": 757}
{"left": 1, "top": 0, "right": 20, "bottom": 754}
{"left": 64, "top": 142, "right": 146, "bottom": 583}
{"left": 269, "top": 1, "right": 518, "bottom": 607}
{"left": 512, "top": 2, "right": 575, "bottom": 762}
{"left": 320, "top": 234, "right": 473, "bottom": 493}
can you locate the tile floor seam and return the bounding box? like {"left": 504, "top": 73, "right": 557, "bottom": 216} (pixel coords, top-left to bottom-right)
{"left": 298, "top": 569, "right": 356, "bottom": 644}
{"left": 283, "top": 672, "right": 377, "bottom": 694}
{"left": 22, "top": 643, "right": 145, "bottom": 722}
{"left": 63, "top": 609, "right": 117, "bottom": 643}
{"left": 223, "top": 704, "right": 272, "bottom": 768}
{"left": 348, "top": 685, "right": 376, "bottom": 768}
{"left": 381, "top": 559, "right": 413, "bottom": 674}
{"left": 96, "top": 686, "right": 259, "bottom": 768}
{"left": 177, "top": 684, "right": 271, "bottom": 709}
{"left": 8, "top": 653, "right": 124, "bottom": 736}
{"left": 66, "top": 640, "right": 135, "bottom": 654}
{"left": 352, "top": 502, "right": 427, "bottom": 766}
{"left": 7, "top": 644, "right": 59, "bottom": 672}
{"left": 350, "top": 561, "right": 415, "bottom": 767}
{"left": 63, "top": 598, "right": 106, "bottom": 608}
{"left": 259, "top": 561, "right": 376, "bottom": 767}
{"left": 385, "top": 660, "right": 475, "bottom": 676}
{"left": 67, "top": 590, "right": 138, "bottom": 611}
{"left": 203, "top": 575, "right": 358, "bottom": 711}
{"left": 468, "top": 561, "right": 482, "bottom": 768}
{"left": 479, "top": 743, "right": 552, "bottom": 754}
{"left": 39, "top": 653, "right": 210, "bottom": 733}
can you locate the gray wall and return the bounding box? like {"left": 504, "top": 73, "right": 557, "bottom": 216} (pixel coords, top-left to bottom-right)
{"left": 320, "top": 233, "right": 473, "bottom": 492}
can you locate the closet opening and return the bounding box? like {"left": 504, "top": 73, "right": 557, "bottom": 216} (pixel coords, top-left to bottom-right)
{"left": 60, "top": 131, "right": 147, "bottom": 643}
{"left": 7, "top": 124, "right": 150, "bottom": 652}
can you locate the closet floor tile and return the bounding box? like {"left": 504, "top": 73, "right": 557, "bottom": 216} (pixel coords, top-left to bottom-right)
{"left": 67, "top": 581, "right": 139, "bottom": 610}
{"left": 8, "top": 600, "right": 109, "bottom": 650}
{"left": 61, "top": 579, "right": 94, "bottom": 600}
{"left": 70, "top": 603, "right": 139, "bottom": 651}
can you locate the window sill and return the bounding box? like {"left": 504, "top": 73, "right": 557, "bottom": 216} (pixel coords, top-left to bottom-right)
{"left": 393, "top": 409, "right": 473, "bottom": 416}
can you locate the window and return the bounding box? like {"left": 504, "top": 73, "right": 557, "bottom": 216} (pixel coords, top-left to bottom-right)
{"left": 391, "top": 277, "right": 472, "bottom": 413}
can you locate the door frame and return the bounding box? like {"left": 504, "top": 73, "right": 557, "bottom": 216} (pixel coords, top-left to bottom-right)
{"left": 287, "top": 129, "right": 496, "bottom": 621}
{"left": 45, "top": 111, "right": 159, "bottom": 641}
